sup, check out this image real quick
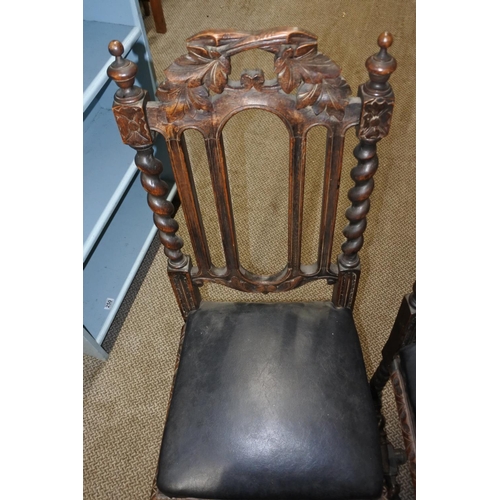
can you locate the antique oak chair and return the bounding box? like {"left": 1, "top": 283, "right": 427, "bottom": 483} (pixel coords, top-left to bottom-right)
{"left": 107, "top": 28, "right": 397, "bottom": 500}
{"left": 371, "top": 283, "right": 416, "bottom": 489}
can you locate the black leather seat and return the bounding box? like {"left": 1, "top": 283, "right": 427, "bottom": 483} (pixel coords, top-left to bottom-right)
{"left": 157, "top": 301, "right": 383, "bottom": 500}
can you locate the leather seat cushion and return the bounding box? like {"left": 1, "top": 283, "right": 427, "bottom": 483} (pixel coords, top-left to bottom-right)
{"left": 399, "top": 343, "right": 416, "bottom": 417}
{"left": 157, "top": 301, "right": 383, "bottom": 500}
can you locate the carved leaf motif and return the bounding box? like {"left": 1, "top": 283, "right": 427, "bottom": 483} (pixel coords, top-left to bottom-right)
{"left": 296, "top": 82, "right": 320, "bottom": 109}
{"left": 275, "top": 46, "right": 351, "bottom": 115}
{"left": 204, "top": 55, "right": 231, "bottom": 93}
{"left": 295, "top": 51, "right": 341, "bottom": 83}
{"left": 158, "top": 81, "right": 211, "bottom": 119}
{"left": 275, "top": 46, "right": 343, "bottom": 94}
{"left": 162, "top": 50, "right": 230, "bottom": 92}
{"left": 187, "top": 85, "right": 212, "bottom": 112}
{"left": 311, "top": 77, "right": 350, "bottom": 116}
{"left": 186, "top": 44, "right": 211, "bottom": 59}
{"left": 274, "top": 47, "right": 296, "bottom": 93}
{"left": 296, "top": 77, "right": 350, "bottom": 118}
{"left": 294, "top": 42, "right": 316, "bottom": 58}
{"left": 156, "top": 29, "right": 352, "bottom": 119}
{"left": 157, "top": 48, "right": 230, "bottom": 118}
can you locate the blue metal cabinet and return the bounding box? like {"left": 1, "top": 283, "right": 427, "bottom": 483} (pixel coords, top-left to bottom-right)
{"left": 83, "top": 0, "right": 172, "bottom": 359}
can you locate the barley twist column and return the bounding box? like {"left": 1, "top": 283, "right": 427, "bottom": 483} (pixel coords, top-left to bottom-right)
{"left": 107, "top": 41, "right": 200, "bottom": 318}
{"left": 134, "top": 147, "right": 187, "bottom": 267}
{"left": 333, "top": 32, "right": 397, "bottom": 309}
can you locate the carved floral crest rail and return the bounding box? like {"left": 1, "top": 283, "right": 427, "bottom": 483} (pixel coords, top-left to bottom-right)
{"left": 155, "top": 28, "right": 351, "bottom": 120}
{"left": 107, "top": 28, "right": 397, "bottom": 318}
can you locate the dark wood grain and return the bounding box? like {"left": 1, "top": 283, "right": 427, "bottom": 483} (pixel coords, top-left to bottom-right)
{"left": 147, "top": 28, "right": 360, "bottom": 297}
{"left": 163, "top": 135, "right": 211, "bottom": 274}
{"left": 107, "top": 41, "right": 199, "bottom": 318}
{"left": 149, "top": 0, "right": 167, "bottom": 34}
{"left": 155, "top": 28, "right": 350, "bottom": 120}
{"left": 108, "top": 30, "right": 400, "bottom": 499}
{"left": 370, "top": 283, "right": 416, "bottom": 402}
{"left": 333, "top": 32, "right": 397, "bottom": 308}
{"left": 391, "top": 356, "right": 416, "bottom": 488}
{"left": 370, "top": 282, "right": 416, "bottom": 495}
{"left": 107, "top": 29, "right": 396, "bottom": 313}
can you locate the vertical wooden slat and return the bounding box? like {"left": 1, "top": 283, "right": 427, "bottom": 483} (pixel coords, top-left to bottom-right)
{"left": 205, "top": 135, "right": 240, "bottom": 271}
{"left": 165, "top": 136, "right": 211, "bottom": 273}
{"left": 318, "top": 132, "right": 345, "bottom": 272}
{"left": 288, "top": 129, "right": 306, "bottom": 271}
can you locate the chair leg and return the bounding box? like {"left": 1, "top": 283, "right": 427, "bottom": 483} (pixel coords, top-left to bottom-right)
{"left": 391, "top": 358, "right": 417, "bottom": 488}
{"left": 372, "top": 361, "right": 407, "bottom": 499}
{"left": 150, "top": 326, "right": 188, "bottom": 500}
{"left": 376, "top": 406, "right": 406, "bottom": 500}
{"left": 149, "top": 0, "right": 167, "bottom": 33}
{"left": 371, "top": 284, "right": 416, "bottom": 496}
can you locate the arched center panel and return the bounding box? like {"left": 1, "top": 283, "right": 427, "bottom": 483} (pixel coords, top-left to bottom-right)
{"left": 222, "top": 109, "right": 289, "bottom": 276}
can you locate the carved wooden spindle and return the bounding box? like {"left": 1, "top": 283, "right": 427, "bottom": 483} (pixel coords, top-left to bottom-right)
{"left": 333, "top": 32, "right": 397, "bottom": 309}
{"left": 134, "top": 146, "right": 187, "bottom": 268}
{"left": 107, "top": 41, "right": 200, "bottom": 319}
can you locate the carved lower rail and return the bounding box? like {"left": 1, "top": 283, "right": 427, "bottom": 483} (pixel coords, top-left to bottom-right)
{"left": 190, "top": 263, "right": 338, "bottom": 294}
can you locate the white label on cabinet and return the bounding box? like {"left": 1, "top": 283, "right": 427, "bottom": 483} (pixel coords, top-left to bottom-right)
{"left": 104, "top": 298, "right": 115, "bottom": 310}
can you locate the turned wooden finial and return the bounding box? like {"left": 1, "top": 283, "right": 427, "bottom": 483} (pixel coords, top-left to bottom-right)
{"left": 365, "top": 31, "right": 397, "bottom": 94}
{"left": 107, "top": 40, "right": 143, "bottom": 102}
{"left": 377, "top": 32, "right": 393, "bottom": 56}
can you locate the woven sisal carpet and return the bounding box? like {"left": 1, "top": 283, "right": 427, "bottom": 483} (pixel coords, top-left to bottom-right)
{"left": 83, "top": 1, "right": 415, "bottom": 498}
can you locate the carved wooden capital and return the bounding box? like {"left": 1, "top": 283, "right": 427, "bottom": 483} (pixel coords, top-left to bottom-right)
{"left": 358, "top": 92, "right": 395, "bottom": 142}
{"left": 112, "top": 96, "right": 153, "bottom": 146}
{"left": 356, "top": 32, "right": 396, "bottom": 142}
{"left": 156, "top": 28, "right": 351, "bottom": 120}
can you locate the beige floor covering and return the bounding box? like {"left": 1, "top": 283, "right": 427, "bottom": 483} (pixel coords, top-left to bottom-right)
{"left": 84, "top": 1, "right": 415, "bottom": 498}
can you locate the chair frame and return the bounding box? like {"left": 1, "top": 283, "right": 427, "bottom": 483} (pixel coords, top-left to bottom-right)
{"left": 370, "top": 283, "right": 416, "bottom": 489}
{"left": 107, "top": 27, "right": 398, "bottom": 500}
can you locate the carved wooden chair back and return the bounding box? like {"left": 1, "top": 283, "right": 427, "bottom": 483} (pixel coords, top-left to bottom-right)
{"left": 107, "top": 28, "right": 396, "bottom": 319}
